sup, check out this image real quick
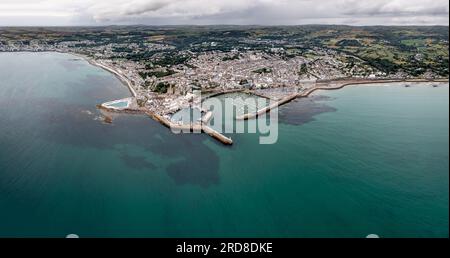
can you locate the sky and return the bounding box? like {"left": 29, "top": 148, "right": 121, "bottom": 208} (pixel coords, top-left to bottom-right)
{"left": 0, "top": 0, "right": 448, "bottom": 26}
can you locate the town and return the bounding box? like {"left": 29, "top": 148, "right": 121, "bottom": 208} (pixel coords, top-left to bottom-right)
{"left": 1, "top": 26, "right": 448, "bottom": 141}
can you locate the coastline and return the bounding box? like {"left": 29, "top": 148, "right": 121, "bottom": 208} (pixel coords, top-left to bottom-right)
{"left": 54, "top": 52, "right": 450, "bottom": 143}
{"left": 1, "top": 50, "right": 447, "bottom": 238}
{"left": 68, "top": 52, "right": 138, "bottom": 98}
{"left": 65, "top": 52, "right": 233, "bottom": 145}
{"left": 305, "top": 78, "right": 449, "bottom": 97}
{"left": 0, "top": 50, "right": 137, "bottom": 99}
{"left": 1, "top": 51, "right": 447, "bottom": 145}
{"left": 237, "top": 78, "right": 449, "bottom": 120}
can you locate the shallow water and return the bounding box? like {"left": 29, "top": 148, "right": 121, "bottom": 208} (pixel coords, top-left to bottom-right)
{"left": 0, "top": 52, "right": 448, "bottom": 237}
{"left": 107, "top": 101, "right": 129, "bottom": 108}
{"left": 171, "top": 107, "right": 203, "bottom": 124}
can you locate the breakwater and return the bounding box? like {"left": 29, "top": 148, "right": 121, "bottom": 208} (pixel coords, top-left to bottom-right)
{"left": 97, "top": 102, "right": 233, "bottom": 145}
{"left": 146, "top": 111, "right": 233, "bottom": 145}
{"left": 236, "top": 78, "right": 449, "bottom": 120}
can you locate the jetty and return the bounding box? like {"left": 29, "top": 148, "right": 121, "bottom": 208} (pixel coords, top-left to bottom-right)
{"left": 96, "top": 66, "right": 447, "bottom": 145}
{"left": 236, "top": 93, "right": 298, "bottom": 120}
{"left": 97, "top": 100, "right": 233, "bottom": 145}
{"left": 236, "top": 78, "right": 449, "bottom": 120}
{"left": 85, "top": 55, "right": 232, "bottom": 145}
{"left": 200, "top": 111, "right": 214, "bottom": 124}
{"left": 146, "top": 111, "right": 233, "bottom": 145}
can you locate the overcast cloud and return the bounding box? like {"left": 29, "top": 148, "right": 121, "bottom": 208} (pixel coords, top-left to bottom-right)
{"left": 0, "top": 0, "right": 448, "bottom": 26}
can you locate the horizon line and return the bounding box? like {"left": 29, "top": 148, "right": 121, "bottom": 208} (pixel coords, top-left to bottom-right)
{"left": 0, "top": 23, "right": 449, "bottom": 28}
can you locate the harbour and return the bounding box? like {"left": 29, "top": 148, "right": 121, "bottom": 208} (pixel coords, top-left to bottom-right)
{"left": 236, "top": 79, "right": 449, "bottom": 121}
{"left": 97, "top": 67, "right": 449, "bottom": 144}
{"left": 0, "top": 52, "right": 448, "bottom": 238}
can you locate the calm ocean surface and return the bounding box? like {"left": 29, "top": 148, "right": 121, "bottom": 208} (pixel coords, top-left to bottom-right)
{"left": 0, "top": 52, "right": 448, "bottom": 237}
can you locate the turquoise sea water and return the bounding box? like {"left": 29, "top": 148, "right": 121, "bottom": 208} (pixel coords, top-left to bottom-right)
{"left": 0, "top": 52, "right": 448, "bottom": 238}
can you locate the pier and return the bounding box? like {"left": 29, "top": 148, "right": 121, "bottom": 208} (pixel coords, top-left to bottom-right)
{"left": 236, "top": 78, "right": 449, "bottom": 121}
{"left": 146, "top": 111, "right": 233, "bottom": 145}
{"left": 200, "top": 111, "right": 214, "bottom": 124}
{"left": 236, "top": 93, "right": 298, "bottom": 120}
{"left": 98, "top": 95, "right": 233, "bottom": 145}
{"left": 98, "top": 77, "right": 448, "bottom": 144}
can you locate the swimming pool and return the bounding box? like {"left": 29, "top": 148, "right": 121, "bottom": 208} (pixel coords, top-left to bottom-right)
{"left": 107, "top": 101, "right": 129, "bottom": 108}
